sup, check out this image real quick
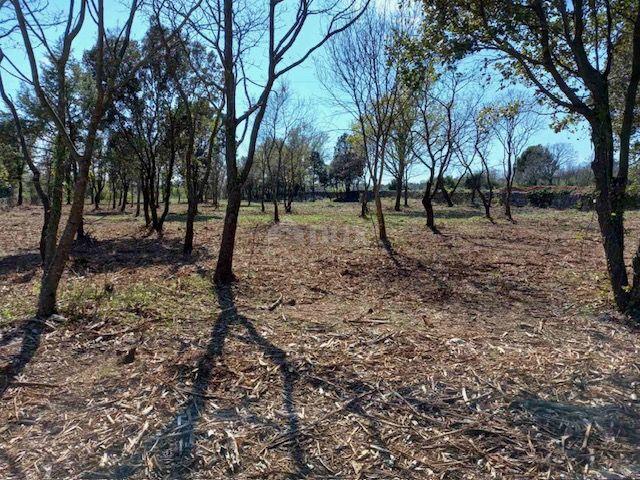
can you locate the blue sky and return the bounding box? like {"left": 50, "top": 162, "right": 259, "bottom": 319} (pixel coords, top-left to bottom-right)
{"left": 1, "top": 0, "right": 593, "bottom": 180}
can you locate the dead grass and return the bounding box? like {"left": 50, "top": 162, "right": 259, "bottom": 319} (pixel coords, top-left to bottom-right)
{"left": 0, "top": 199, "right": 639, "bottom": 479}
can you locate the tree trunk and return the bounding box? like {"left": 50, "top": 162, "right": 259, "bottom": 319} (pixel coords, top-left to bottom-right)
{"left": 591, "top": 122, "right": 629, "bottom": 311}
{"left": 394, "top": 176, "right": 402, "bottom": 211}
{"left": 17, "top": 177, "right": 23, "bottom": 206}
{"left": 360, "top": 188, "right": 368, "bottom": 218}
{"left": 94, "top": 184, "right": 102, "bottom": 210}
{"left": 422, "top": 183, "right": 438, "bottom": 233}
{"left": 37, "top": 155, "right": 90, "bottom": 317}
{"left": 285, "top": 193, "right": 292, "bottom": 213}
{"left": 272, "top": 179, "right": 280, "bottom": 223}
{"left": 184, "top": 192, "right": 196, "bottom": 255}
{"left": 76, "top": 214, "right": 86, "bottom": 242}
{"left": 142, "top": 185, "right": 151, "bottom": 226}
{"left": 273, "top": 198, "right": 280, "bottom": 223}
{"left": 136, "top": 181, "right": 141, "bottom": 217}
{"left": 441, "top": 183, "right": 454, "bottom": 207}
{"left": 477, "top": 188, "right": 492, "bottom": 220}
{"left": 120, "top": 182, "right": 128, "bottom": 212}
{"left": 504, "top": 187, "right": 513, "bottom": 222}
{"left": 404, "top": 177, "right": 409, "bottom": 207}
{"left": 373, "top": 185, "right": 387, "bottom": 241}
{"left": 214, "top": 185, "right": 242, "bottom": 284}
{"left": 44, "top": 135, "right": 66, "bottom": 265}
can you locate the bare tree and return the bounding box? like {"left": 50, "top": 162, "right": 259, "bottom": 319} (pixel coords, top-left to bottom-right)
{"left": 174, "top": 0, "right": 368, "bottom": 283}
{"left": 324, "top": 7, "right": 400, "bottom": 241}
{"left": 412, "top": 71, "right": 470, "bottom": 232}
{"left": 548, "top": 143, "right": 577, "bottom": 184}
{"left": 0, "top": 70, "right": 50, "bottom": 260}
{"left": 461, "top": 106, "right": 497, "bottom": 221}
{"left": 387, "top": 91, "right": 418, "bottom": 211}
{"left": 260, "top": 84, "right": 303, "bottom": 223}
{"left": 488, "top": 93, "right": 539, "bottom": 221}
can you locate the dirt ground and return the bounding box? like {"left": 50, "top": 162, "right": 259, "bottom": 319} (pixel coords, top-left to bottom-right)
{"left": 0, "top": 199, "right": 639, "bottom": 479}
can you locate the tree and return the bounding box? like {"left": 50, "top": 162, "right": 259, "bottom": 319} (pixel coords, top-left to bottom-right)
{"left": 1, "top": 0, "right": 186, "bottom": 316}
{"left": 467, "top": 106, "right": 497, "bottom": 220}
{"left": 0, "top": 67, "right": 51, "bottom": 260}
{"left": 325, "top": 7, "right": 401, "bottom": 241}
{"left": 515, "top": 145, "right": 557, "bottom": 186}
{"left": 173, "top": 0, "right": 368, "bottom": 284}
{"left": 282, "top": 125, "right": 321, "bottom": 213}
{"left": 549, "top": 143, "right": 577, "bottom": 181}
{"left": 414, "top": 0, "right": 640, "bottom": 311}
{"left": 152, "top": 11, "right": 224, "bottom": 255}
{"left": 486, "top": 94, "right": 539, "bottom": 221}
{"left": 309, "top": 150, "right": 329, "bottom": 196}
{"left": 113, "top": 28, "right": 184, "bottom": 234}
{"left": 0, "top": 117, "right": 24, "bottom": 205}
{"left": 387, "top": 91, "right": 418, "bottom": 211}
{"left": 260, "top": 84, "right": 303, "bottom": 223}
{"left": 329, "top": 133, "right": 365, "bottom": 194}
{"left": 413, "top": 71, "right": 471, "bottom": 232}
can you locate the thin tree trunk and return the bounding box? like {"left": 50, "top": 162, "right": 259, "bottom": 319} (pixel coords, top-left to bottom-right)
{"left": 44, "top": 135, "right": 66, "bottom": 265}
{"left": 273, "top": 197, "right": 280, "bottom": 223}
{"left": 440, "top": 182, "right": 454, "bottom": 207}
{"left": 214, "top": 185, "right": 241, "bottom": 284}
{"left": 394, "top": 177, "right": 402, "bottom": 211}
{"left": 403, "top": 175, "right": 408, "bottom": 207}
{"left": 360, "top": 188, "right": 368, "bottom": 218}
{"left": 477, "top": 188, "right": 492, "bottom": 220}
{"left": 373, "top": 184, "right": 386, "bottom": 241}
{"left": 38, "top": 155, "right": 90, "bottom": 316}
{"left": 120, "top": 182, "right": 128, "bottom": 212}
{"left": 135, "top": 182, "right": 141, "bottom": 217}
{"left": 17, "top": 176, "right": 23, "bottom": 206}
{"left": 422, "top": 182, "right": 438, "bottom": 233}
{"left": 504, "top": 187, "right": 513, "bottom": 221}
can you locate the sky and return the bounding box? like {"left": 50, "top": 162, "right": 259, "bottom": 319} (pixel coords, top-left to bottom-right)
{"left": 1, "top": 0, "right": 594, "bottom": 183}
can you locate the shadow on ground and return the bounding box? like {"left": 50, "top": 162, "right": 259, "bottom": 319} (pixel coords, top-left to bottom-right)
{"left": 85, "top": 285, "right": 311, "bottom": 478}
{"left": 0, "top": 317, "right": 47, "bottom": 401}
{"left": 0, "top": 236, "right": 208, "bottom": 283}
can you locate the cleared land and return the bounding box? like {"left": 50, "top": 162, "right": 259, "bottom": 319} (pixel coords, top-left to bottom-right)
{"left": 0, "top": 200, "right": 639, "bottom": 479}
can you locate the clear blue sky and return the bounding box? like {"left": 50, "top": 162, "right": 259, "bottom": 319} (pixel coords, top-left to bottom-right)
{"left": 1, "top": 0, "right": 593, "bottom": 181}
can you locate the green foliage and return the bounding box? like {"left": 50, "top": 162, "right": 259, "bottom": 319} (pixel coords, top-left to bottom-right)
{"left": 515, "top": 145, "right": 558, "bottom": 186}
{"left": 329, "top": 133, "right": 365, "bottom": 191}
{"left": 527, "top": 189, "right": 568, "bottom": 208}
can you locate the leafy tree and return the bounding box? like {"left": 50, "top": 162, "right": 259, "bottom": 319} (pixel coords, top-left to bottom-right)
{"left": 309, "top": 150, "right": 329, "bottom": 194}
{"left": 0, "top": 117, "right": 23, "bottom": 204}
{"left": 330, "top": 133, "right": 365, "bottom": 194}
{"left": 515, "top": 145, "right": 557, "bottom": 186}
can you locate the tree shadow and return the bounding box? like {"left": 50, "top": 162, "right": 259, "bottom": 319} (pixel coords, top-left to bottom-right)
{"left": 0, "top": 447, "right": 26, "bottom": 480}
{"left": 510, "top": 394, "right": 640, "bottom": 446}
{"left": 1, "top": 236, "right": 209, "bottom": 285}
{"left": 165, "top": 212, "right": 223, "bottom": 223}
{"left": 392, "top": 207, "right": 488, "bottom": 221}
{"left": 93, "top": 284, "right": 310, "bottom": 479}
{"left": 0, "top": 252, "right": 40, "bottom": 283}
{"left": 69, "top": 236, "right": 207, "bottom": 276}
{"left": 0, "top": 317, "right": 47, "bottom": 400}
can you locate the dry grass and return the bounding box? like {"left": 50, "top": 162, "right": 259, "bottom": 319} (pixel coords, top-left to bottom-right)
{"left": 0, "top": 199, "right": 639, "bottom": 479}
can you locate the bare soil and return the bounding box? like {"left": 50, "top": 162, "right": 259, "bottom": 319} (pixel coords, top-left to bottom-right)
{"left": 0, "top": 200, "right": 639, "bottom": 479}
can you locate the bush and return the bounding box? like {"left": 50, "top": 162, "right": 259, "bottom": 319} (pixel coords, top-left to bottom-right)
{"left": 527, "top": 189, "right": 566, "bottom": 208}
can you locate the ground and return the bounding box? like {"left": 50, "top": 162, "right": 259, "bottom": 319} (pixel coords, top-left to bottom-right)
{"left": 0, "top": 199, "right": 639, "bottom": 479}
